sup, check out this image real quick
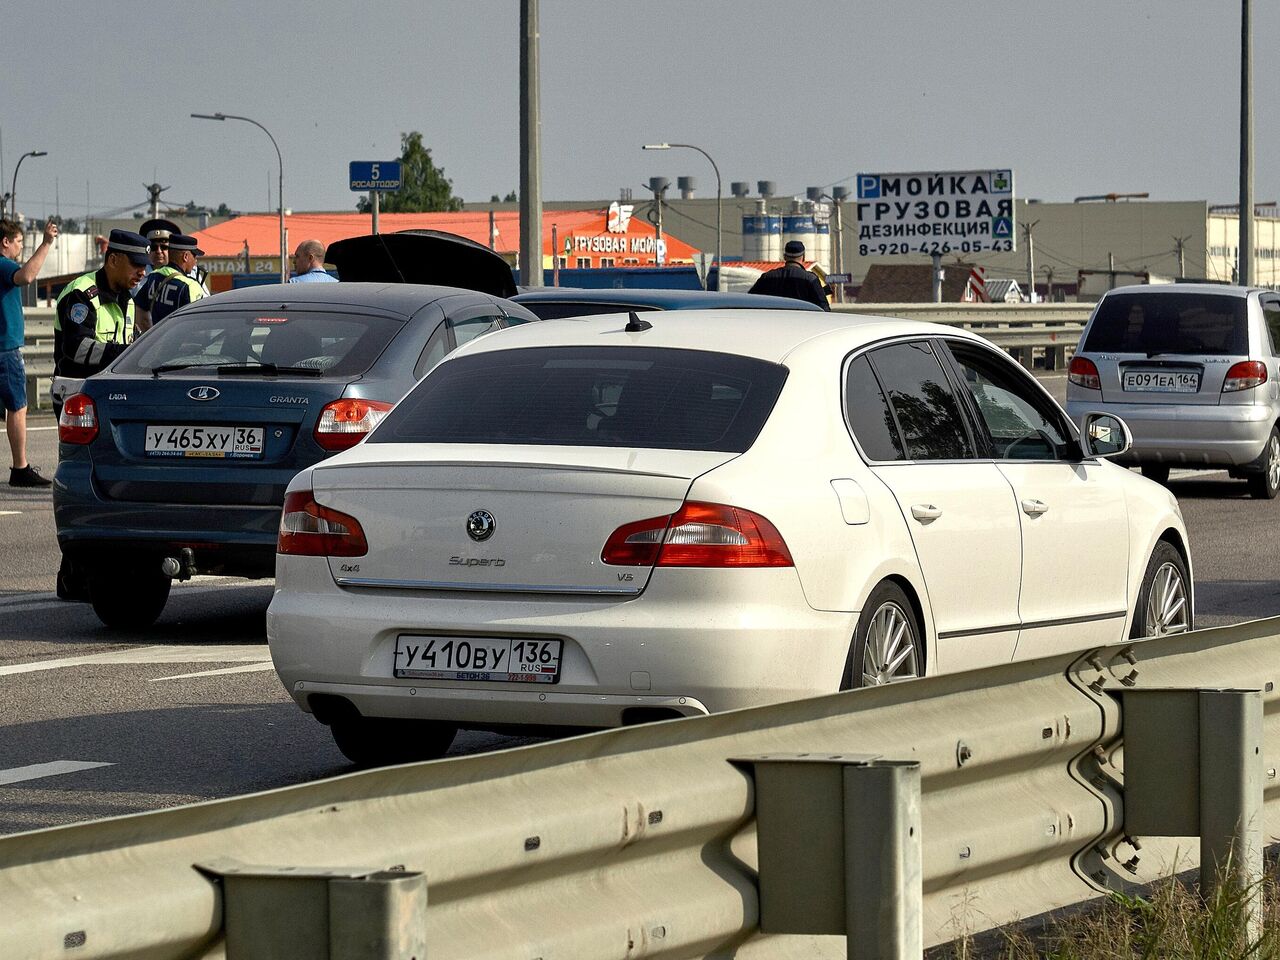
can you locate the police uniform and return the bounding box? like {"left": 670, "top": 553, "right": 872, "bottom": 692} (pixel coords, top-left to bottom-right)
{"left": 54, "top": 230, "right": 149, "bottom": 380}
{"left": 149, "top": 234, "right": 208, "bottom": 325}
{"left": 134, "top": 217, "right": 181, "bottom": 314}
{"left": 747, "top": 240, "right": 831, "bottom": 311}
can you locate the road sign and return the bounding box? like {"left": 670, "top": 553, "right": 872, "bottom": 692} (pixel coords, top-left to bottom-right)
{"left": 349, "top": 161, "right": 402, "bottom": 192}
{"left": 854, "top": 169, "right": 1015, "bottom": 257}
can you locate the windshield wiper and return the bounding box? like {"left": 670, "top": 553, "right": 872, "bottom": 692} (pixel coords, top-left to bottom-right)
{"left": 216, "top": 362, "right": 324, "bottom": 377}
{"left": 151, "top": 361, "right": 219, "bottom": 377}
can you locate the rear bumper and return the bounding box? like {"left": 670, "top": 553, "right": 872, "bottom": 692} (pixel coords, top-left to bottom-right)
{"left": 1066, "top": 397, "right": 1274, "bottom": 467}
{"left": 54, "top": 460, "right": 280, "bottom": 576}
{"left": 266, "top": 557, "right": 856, "bottom": 729}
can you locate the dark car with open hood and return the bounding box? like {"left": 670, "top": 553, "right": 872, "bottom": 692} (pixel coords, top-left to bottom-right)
{"left": 55, "top": 232, "right": 537, "bottom": 628}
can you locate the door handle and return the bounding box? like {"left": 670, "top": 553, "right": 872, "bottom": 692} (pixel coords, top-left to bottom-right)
{"left": 910, "top": 504, "right": 942, "bottom": 523}
{"left": 1021, "top": 498, "right": 1049, "bottom": 516}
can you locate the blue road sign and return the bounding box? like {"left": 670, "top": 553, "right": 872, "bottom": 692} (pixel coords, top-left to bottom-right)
{"left": 349, "top": 161, "right": 402, "bottom": 192}
{"left": 992, "top": 216, "right": 1013, "bottom": 238}
{"left": 857, "top": 175, "right": 881, "bottom": 199}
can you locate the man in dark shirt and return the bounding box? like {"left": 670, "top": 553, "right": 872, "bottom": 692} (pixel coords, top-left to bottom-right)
{"left": 747, "top": 240, "right": 831, "bottom": 311}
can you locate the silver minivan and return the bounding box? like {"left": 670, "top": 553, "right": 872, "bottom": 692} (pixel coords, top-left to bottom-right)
{"left": 1066, "top": 283, "right": 1280, "bottom": 498}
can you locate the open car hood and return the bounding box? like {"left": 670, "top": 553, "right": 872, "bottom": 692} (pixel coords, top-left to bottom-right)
{"left": 326, "top": 230, "right": 516, "bottom": 297}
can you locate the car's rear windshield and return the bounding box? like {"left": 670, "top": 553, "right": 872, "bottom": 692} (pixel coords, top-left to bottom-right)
{"left": 114, "top": 309, "right": 404, "bottom": 377}
{"left": 517, "top": 301, "right": 661, "bottom": 320}
{"left": 1083, "top": 292, "right": 1249, "bottom": 356}
{"left": 371, "top": 345, "right": 789, "bottom": 452}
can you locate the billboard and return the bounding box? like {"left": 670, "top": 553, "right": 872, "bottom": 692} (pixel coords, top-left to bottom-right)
{"left": 855, "top": 169, "right": 1015, "bottom": 257}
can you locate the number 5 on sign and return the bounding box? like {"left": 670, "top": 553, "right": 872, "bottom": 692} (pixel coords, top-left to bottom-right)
{"left": 371, "top": 163, "right": 380, "bottom": 180}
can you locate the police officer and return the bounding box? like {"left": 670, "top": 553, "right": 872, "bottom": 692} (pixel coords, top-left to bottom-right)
{"left": 149, "top": 234, "right": 208, "bottom": 325}
{"left": 747, "top": 240, "right": 831, "bottom": 311}
{"left": 134, "top": 217, "right": 181, "bottom": 332}
{"left": 54, "top": 229, "right": 149, "bottom": 387}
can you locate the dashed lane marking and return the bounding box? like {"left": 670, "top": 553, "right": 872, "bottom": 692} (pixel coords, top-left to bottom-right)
{"left": 151, "top": 661, "right": 278, "bottom": 681}
{"left": 0, "top": 644, "right": 271, "bottom": 678}
{"left": 0, "top": 578, "right": 272, "bottom": 612}
{"left": 0, "top": 760, "right": 114, "bottom": 786}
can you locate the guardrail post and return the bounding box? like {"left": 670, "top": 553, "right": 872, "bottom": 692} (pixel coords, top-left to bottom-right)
{"left": 738, "top": 754, "right": 922, "bottom": 960}
{"left": 1118, "top": 688, "right": 1263, "bottom": 938}
{"left": 198, "top": 860, "right": 427, "bottom": 960}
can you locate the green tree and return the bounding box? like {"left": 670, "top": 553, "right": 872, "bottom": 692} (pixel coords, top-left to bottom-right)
{"left": 357, "top": 131, "right": 462, "bottom": 213}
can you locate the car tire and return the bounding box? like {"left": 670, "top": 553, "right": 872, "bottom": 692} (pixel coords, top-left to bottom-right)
{"left": 89, "top": 567, "right": 171, "bottom": 629}
{"left": 329, "top": 715, "right": 458, "bottom": 768}
{"left": 1140, "top": 464, "right": 1170, "bottom": 485}
{"left": 1130, "top": 541, "right": 1192, "bottom": 640}
{"left": 841, "top": 581, "right": 923, "bottom": 689}
{"left": 1247, "top": 428, "right": 1280, "bottom": 500}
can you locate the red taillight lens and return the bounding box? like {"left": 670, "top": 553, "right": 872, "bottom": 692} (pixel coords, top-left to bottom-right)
{"left": 1223, "top": 360, "right": 1268, "bottom": 392}
{"left": 277, "top": 490, "right": 368, "bottom": 556}
{"left": 601, "top": 501, "right": 794, "bottom": 568}
{"left": 1068, "top": 356, "right": 1101, "bottom": 390}
{"left": 313, "top": 398, "right": 394, "bottom": 451}
{"left": 58, "top": 394, "right": 99, "bottom": 444}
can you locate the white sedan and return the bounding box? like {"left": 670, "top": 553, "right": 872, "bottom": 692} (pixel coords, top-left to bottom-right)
{"left": 266, "top": 310, "right": 1192, "bottom": 765}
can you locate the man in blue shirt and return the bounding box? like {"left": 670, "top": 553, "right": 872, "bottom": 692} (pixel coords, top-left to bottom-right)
{"left": 289, "top": 239, "right": 337, "bottom": 282}
{"left": 0, "top": 218, "right": 57, "bottom": 486}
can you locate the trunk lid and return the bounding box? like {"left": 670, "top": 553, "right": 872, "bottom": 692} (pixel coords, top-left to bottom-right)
{"left": 311, "top": 444, "right": 737, "bottom": 594}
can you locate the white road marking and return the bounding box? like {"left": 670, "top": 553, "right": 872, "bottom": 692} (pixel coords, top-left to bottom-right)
{"left": 150, "top": 661, "right": 277, "bottom": 681}
{"left": 0, "top": 511, "right": 21, "bottom": 516}
{"left": 0, "top": 760, "right": 114, "bottom": 786}
{"left": 0, "top": 578, "right": 272, "bottom": 612}
{"left": 0, "top": 644, "right": 271, "bottom": 678}
{"left": 27, "top": 426, "right": 58, "bottom": 432}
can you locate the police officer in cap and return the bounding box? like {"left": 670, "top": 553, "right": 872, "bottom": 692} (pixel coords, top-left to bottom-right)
{"left": 149, "top": 234, "right": 208, "bottom": 325}
{"left": 134, "top": 217, "right": 180, "bottom": 332}
{"left": 747, "top": 240, "right": 831, "bottom": 311}
{"left": 54, "top": 229, "right": 149, "bottom": 389}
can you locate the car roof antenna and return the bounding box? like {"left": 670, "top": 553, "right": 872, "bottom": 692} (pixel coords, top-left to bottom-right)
{"left": 624, "top": 311, "right": 652, "bottom": 332}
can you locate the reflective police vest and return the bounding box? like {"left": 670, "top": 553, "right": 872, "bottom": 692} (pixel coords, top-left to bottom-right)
{"left": 54, "top": 272, "right": 134, "bottom": 344}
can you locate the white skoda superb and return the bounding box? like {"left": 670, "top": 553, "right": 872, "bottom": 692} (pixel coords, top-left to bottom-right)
{"left": 266, "top": 310, "right": 1192, "bottom": 765}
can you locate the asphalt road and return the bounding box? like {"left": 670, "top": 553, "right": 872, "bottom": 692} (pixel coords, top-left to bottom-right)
{"left": 3, "top": 380, "right": 1279, "bottom": 836}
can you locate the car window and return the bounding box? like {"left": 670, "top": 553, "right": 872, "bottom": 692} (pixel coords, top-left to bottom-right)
{"left": 371, "top": 346, "right": 789, "bottom": 452}
{"left": 1082, "top": 292, "right": 1248, "bottom": 355}
{"left": 867, "top": 341, "right": 974, "bottom": 461}
{"left": 414, "top": 321, "right": 449, "bottom": 378}
{"left": 943, "top": 341, "right": 1072, "bottom": 461}
{"left": 1261, "top": 298, "right": 1280, "bottom": 356}
{"left": 449, "top": 313, "right": 505, "bottom": 348}
{"left": 115, "top": 309, "right": 403, "bottom": 377}
{"left": 844, "top": 354, "right": 905, "bottom": 461}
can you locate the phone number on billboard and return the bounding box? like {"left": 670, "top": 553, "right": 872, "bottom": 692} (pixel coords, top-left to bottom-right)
{"left": 858, "top": 239, "right": 1014, "bottom": 257}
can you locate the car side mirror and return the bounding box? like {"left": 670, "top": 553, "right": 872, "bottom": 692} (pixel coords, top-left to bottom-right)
{"left": 1081, "top": 412, "right": 1132, "bottom": 459}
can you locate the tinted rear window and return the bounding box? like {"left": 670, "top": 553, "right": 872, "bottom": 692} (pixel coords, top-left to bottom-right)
{"left": 1083, "top": 293, "right": 1248, "bottom": 355}
{"left": 517, "top": 301, "right": 661, "bottom": 320}
{"left": 371, "top": 346, "right": 788, "bottom": 452}
{"left": 114, "top": 309, "right": 404, "bottom": 377}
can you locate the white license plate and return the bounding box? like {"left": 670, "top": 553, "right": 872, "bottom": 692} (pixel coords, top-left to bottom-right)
{"left": 145, "top": 425, "right": 264, "bottom": 458}
{"left": 394, "top": 635, "right": 563, "bottom": 683}
{"left": 1122, "top": 370, "right": 1199, "bottom": 393}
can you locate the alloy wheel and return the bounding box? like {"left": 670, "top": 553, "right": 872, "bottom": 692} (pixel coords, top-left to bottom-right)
{"left": 1267, "top": 434, "right": 1280, "bottom": 492}
{"left": 861, "top": 601, "right": 921, "bottom": 685}
{"left": 1143, "top": 562, "right": 1190, "bottom": 637}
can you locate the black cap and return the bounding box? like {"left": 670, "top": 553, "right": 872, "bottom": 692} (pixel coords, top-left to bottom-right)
{"left": 784, "top": 240, "right": 805, "bottom": 258}
{"left": 168, "top": 234, "right": 205, "bottom": 257}
{"left": 106, "top": 229, "right": 151, "bottom": 266}
{"left": 139, "top": 217, "right": 181, "bottom": 242}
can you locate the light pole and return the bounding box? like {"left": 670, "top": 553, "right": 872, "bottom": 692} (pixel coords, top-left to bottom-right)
{"left": 192, "top": 112, "right": 286, "bottom": 283}
{"left": 10, "top": 150, "right": 47, "bottom": 222}
{"left": 643, "top": 142, "right": 721, "bottom": 288}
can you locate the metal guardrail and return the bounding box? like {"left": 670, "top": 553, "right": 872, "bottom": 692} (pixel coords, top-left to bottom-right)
{"left": 835, "top": 302, "right": 1093, "bottom": 370}
{"left": 1, "top": 618, "right": 1275, "bottom": 959}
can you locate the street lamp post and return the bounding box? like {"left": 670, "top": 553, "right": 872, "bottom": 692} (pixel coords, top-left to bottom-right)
{"left": 9, "top": 150, "right": 48, "bottom": 222}
{"left": 643, "top": 142, "right": 721, "bottom": 288}
{"left": 192, "top": 112, "right": 286, "bottom": 283}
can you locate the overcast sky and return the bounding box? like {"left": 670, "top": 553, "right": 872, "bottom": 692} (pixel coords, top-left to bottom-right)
{"left": 4, "top": 0, "right": 1274, "bottom": 221}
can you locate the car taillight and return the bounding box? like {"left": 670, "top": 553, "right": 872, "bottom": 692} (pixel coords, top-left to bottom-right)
{"left": 1068, "top": 356, "right": 1101, "bottom": 390}
{"left": 277, "top": 490, "right": 368, "bottom": 556}
{"left": 1223, "top": 360, "right": 1268, "bottom": 392}
{"left": 313, "top": 398, "right": 394, "bottom": 451}
{"left": 601, "top": 501, "right": 793, "bottom": 568}
{"left": 58, "top": 394, "right": 99, "bottom": 444}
